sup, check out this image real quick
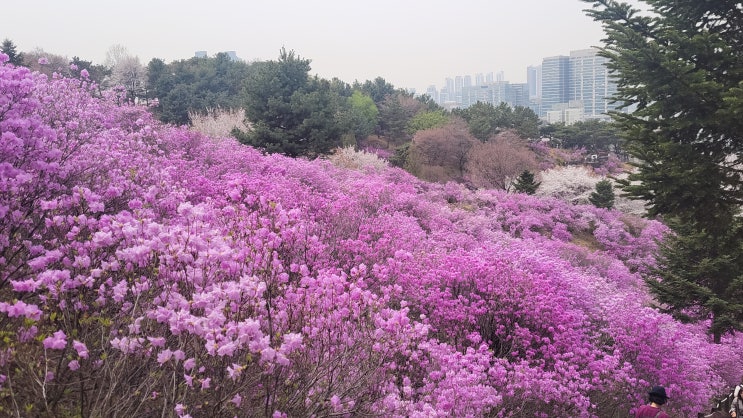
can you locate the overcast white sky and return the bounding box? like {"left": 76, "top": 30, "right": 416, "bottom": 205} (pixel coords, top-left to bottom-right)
{"left": 3, "top": 0, "right": 635, "bottom": 93}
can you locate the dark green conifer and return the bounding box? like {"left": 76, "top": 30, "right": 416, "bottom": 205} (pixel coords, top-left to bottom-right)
{"left": 236, "top": 48, "right": 344, "bottom": 158}
{"left": 584, "top": 0, "right": 743, "bottom": 342}
{"left": 513, "top": 170, "right": 540, "bottom": 195}
{"left": 588, "top": 179, "right": 614, "bottom": 209}
{"left": 1, "top": 39, "right": 23, "bottom": 66}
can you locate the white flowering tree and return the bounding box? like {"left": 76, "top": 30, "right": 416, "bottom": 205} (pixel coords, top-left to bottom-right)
{"left": 104, "top": 44, "right": 145, "bottom": 102}
{"left": 189, "top": 108, "right": 251, "bottom": 138}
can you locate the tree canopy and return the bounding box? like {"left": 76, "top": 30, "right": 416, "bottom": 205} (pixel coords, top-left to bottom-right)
{"left": 513, "top": 170, "right": 541, "bottom": 195}
{"left": 0, "top": 39, "right": 23, "bottom": 66}
{"left": 343, "top": 90, "right": 379, "bottom": 141}
{"left": 147, "top": 53, "right": 252, "bottom": 125}
{"left": 236, "top": 48, "right": 344, "bottom": 157}
{"left": 585, "top": 0, "right": 743, "bottom": 342}
{"left": 454, "top": 102, "right": 539, "bottom": 140}
{"left": 589, "top": 179, "right": 615, "bottom": 209}
{"left": 546, "top": 119, "right": 623, "bottom": 152}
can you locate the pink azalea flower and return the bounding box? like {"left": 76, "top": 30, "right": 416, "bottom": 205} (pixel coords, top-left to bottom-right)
{"left": 43, "top": 330, "right": 67, "bottom": 350}
{"left": 73, "top": 340, "right": 89, "bottom": 359}
{"left": 157, "top": 349, "right": 173, "bottom": 364}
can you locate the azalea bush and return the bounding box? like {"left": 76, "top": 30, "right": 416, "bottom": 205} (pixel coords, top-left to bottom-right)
{"left": 1, "top": 55, "right": 741, "bottom": 417}
{"left": 537, "top": 166, "right": 647, "bottom": 216}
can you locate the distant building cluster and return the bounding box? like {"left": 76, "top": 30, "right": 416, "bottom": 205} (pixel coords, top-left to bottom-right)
{"left": 194, "top": 50, "right": 241, "bottom": 62}
{"left": 426, "top": 48, "right": 622, "bottom": 124}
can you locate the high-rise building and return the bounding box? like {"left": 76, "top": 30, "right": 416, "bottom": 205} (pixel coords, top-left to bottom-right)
{"left": 425, "top": 85, "right": 439, "bottom": 102}
{"left": 445, "top": 77, "right": 455, "bottom": 96}
{"left": 569, "top": 48, "right": 618, "bottom": 118}
{"left": 454, "top": 76, "right": 464, "bottom": 105}
{"left": 427, "top": 48, "right": 618, "bottom": 122}
{"left": 224, "top": 51, "right": 240, "bottom": 62}
{"left": 527, "top": 65, "right": 541, "bottom": 100}
{"left": 540, "top": 55, "right": 570, "bottom": 117}
{"left": 506, "top": 83, "right": 530, "bottom": 108}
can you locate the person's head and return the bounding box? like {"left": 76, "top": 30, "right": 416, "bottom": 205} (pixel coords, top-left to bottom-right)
{"left": 648, "top": 385, "right": 669, "bottom": 405}
{"left": 735, "top": 384, "right": 742, "bottom": 399}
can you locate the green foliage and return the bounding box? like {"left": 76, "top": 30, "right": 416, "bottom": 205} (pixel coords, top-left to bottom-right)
{"left": 455, "top": 102, "right": 539, "bottom": 140}
{"left": 648, "top": 219, "right": 743, "bottom": 342}
{"left": 389, "top": 143, "right": 411, "bottom": 168}
{"left": 588, "top": 179, "right": 615, "bottom": 209}
{"left": 416, "top": 94, "right": 445, "bottom": 112}
{"left": 585, "top": 0, "right": 743, "bottom": 340}
{"left": 510, "top": 105, "right": 540, "bottom": 139}
{"left": 146, "top": 53, "right": 251, "bottom": 125}
{"left": 513, "top": 170, "right": 540, "bottom": 195}
{"left": 344, "top": 90, "right": 379, "bottom": 141}
{"left": 237, "top": 48, "right": 344, "bottom": 157}
{"left": 377, "top": 94, "right": 420, "bottom": 146}
{"left": 70, "top": 56, "right": 110, "bottom": 87}
{"left": 353, "top": 77, "right": 399, "bottom": 105}
{"left": 406, "top": 110, "right": 449, "bottom": 134}
{"left": 547, "top": 119, "right": 623, "bottom": 151}
{"left": 1, "top": 38, "right": 23, "bottom": 66}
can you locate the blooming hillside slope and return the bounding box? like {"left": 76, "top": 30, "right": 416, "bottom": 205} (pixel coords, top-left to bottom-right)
{"left": 0, "top": 56, "right": 740, "bottom": 417}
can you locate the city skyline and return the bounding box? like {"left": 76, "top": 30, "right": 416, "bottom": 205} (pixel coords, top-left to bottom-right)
{"left": 3, "top": 0, "right": 645, "bottom": 94}
{"left": 425, "top": 48, "right": 620, "bottom": 123}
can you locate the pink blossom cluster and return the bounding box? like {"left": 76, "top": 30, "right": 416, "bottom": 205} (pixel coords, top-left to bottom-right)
{"left": 0, "top": 55, "right": 740, "bottom": 417}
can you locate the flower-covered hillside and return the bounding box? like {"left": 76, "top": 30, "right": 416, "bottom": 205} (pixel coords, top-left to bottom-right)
{"left": 0, "top": 55, "right": 739, "bottom": 418}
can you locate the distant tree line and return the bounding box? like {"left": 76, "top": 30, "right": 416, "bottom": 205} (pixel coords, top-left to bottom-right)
{"left": 1, "top": 37, "right": 622, "bottom": 189}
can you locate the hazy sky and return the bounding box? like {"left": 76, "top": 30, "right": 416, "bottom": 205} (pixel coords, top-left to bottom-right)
{"left": 4, "top": 0, "right": 629, "bottom": 93}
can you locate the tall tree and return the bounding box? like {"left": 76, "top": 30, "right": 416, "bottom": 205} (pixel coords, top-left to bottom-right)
{"left": 584, "top": 0, "right": 743, "bottom": 342}
{"left": 69, "top": 56, "right": 110, "bottom": 87}
{"left": 466, "top": 130, "right": 538, "bottom": 191}
{"left": 236, "top": 48, "right": 343, "bottom": 157}
{"left": 406, "top": 109, "right": 449, "bottom": 134}
{"left": 588, "top": 179, "right": 615, "bottom": 209}
{"left": 513, "top": 170, "right": 541, "bottom": 195}
{"left": 1, "top": 39, "right": 23, "bottom": 66}
{"left": 377, "top": 93, "right": 422, "bottom": 146}
{"left": 104, "top": 45, "right": 146, "bottom": 102}
{"left": 547, "top": 119, "right": 623, "bottom": 152}
{"left": 145, "top": 55, "right": 251, "bottom": 125}
{"left": 455, "top": 102, "right": 539, "bottom": 140}
{"left": 343, "top": 90, "right": 379, "bottom": 142}
{"left": 409, "top": 119, "right": 476, "bottom": 181}
{"left": 354, "top": 77, "right": 399, "bottom": 105}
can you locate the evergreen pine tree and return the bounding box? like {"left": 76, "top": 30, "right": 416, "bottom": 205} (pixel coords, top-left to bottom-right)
{"left": 1, "top": 39, "right": 23, "bottom": 66}
{"left": 584, "top": 0, "right": 743, "bottom": 342}
{"left": 648, "top": 218, "right": 743, "bottom": 341}
{"left": 236, "top": 48, "right": 344, "bottom": 157}
{"left": 513, "top": 170, "right": 540, "bottom": 195}
{"left": 588, "top": 179, "right": 614, "bottom": 209}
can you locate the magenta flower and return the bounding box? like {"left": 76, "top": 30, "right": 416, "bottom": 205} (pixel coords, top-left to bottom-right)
{"left": 73, "top": 340, "right": 89, "bottom": 359}
{"left": 43, "top": 330, "right": 67, "bottom": 350}
{"left": 156, "top": 349, "right": 173, "bottom": 364}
